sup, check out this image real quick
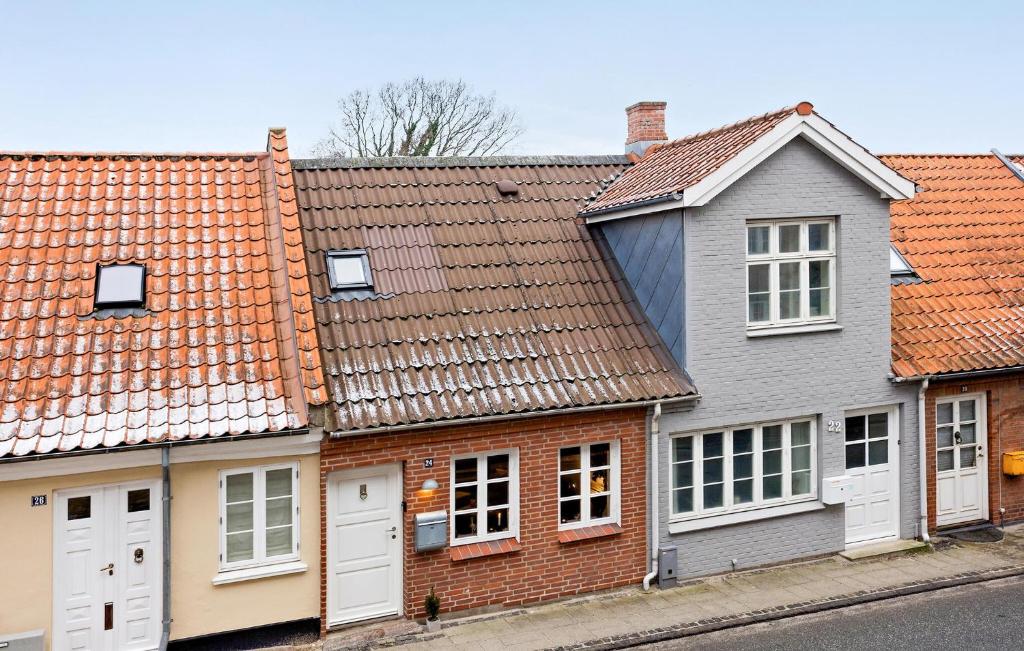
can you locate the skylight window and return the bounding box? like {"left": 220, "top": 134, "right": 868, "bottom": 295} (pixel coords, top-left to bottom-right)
{"left": 95, "top": 263, "right": 146, "bottom": 308}
{"left": 889, "top": 246, "right": 914, "bottom": 276}
{"left": 326, "top": 250, "right": 372, "bottom": 290}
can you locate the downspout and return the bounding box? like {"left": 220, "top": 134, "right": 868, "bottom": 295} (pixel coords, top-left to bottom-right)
{"left": 160, "top": 446, "right": 172, "bottom": 650}
{"left": 643, "top": 403, "right": 662, "bottom": 591}
{"left": 917, "top": 379, "right": 930, "bottom": 543}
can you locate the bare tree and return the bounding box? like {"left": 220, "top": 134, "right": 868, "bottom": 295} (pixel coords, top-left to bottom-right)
{"left": 313, "top": 77, "right": 523, "bottom": 157}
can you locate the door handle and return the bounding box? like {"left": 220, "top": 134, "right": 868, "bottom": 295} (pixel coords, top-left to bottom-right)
{"left": 100, "top": 563, "right": 114, "bottom": 576}
{"left": 386, "top": 526, "right": 397, "bottom": 539}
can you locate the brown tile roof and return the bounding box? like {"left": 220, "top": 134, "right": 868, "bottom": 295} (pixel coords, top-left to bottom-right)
{"left": 581, "top": 106, "right": 799, "bottom": 214}
{"left": 0, "top": 137, "right": 323, "bottom": 458}
{"left": 293, "top": 156, "right": 697, "bottom": 434}
{"left": 885, "top": 153, "right": 1024, "bottom": 377}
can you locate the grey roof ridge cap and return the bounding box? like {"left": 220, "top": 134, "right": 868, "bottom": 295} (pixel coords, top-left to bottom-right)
{"left": 292, "top": 154, "right": 630, "bottom": 170}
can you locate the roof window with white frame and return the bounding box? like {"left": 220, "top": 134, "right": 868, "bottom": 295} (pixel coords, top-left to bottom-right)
{"left": 326, "top": 250, "right": 373, "bottom": 291}
{"left": 94, "top": 263, "right": 146, "bottom": 309}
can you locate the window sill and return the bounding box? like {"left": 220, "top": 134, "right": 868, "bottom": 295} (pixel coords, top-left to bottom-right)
{"left": 449, "top": 538, "right": 522, "bottom": 562}
{"left": 747, "top": 323, "right": 842, "bottom": 338}
{"left": 212, "top": 560, "right": 308, "bottom": 585}
{"left": 558, "top": 523, "right": 623, "bottom": 544}
{"left": 668, "top": 500, "right": 824, "bottom": 534}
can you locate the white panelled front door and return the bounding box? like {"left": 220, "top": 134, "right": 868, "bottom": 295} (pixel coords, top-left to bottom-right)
{"left": 54, "top": 480, "right": 162, "bottom": 651}
{"left": 843, "top": 407, "right": 901, "bottom": 546}
{"left": 935, "top": 395, "right": 989, "bottom": 527}
{"left": 327, "top": 464, "right": 403, "bottom": 627}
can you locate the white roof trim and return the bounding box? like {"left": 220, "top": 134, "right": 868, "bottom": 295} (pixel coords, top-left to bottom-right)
{"left": 585, "top": 112, "right": 915, "bottom": 224}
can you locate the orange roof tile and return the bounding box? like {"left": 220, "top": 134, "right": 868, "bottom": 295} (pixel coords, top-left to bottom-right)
{"left": 581, "top": 106, "right": 798, "bottom": 214}
{"left": 0, "top": 140, "right": 318, "bottom": 458}
{"left": 885, "top": 153, "right": 1024, "bottom": 377}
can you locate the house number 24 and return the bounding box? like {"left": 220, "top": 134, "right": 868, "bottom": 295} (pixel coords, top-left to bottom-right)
{"left": 827, "top": 420, "right": 842, "bottom": 433}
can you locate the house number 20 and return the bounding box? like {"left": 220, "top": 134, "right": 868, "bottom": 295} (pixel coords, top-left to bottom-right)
{"left": 827, "top": 420, "right": 842, "bottom": 433}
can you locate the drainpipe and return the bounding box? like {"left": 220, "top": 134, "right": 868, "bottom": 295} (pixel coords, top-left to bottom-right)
{"left": 160, "top": 446, "right": 172, "bottom": 650}
{"left": 643, "top": 403, "right": 662, "bottom": 591}
{"left": 917, "top": 379, "right": 930, "bottom": 543}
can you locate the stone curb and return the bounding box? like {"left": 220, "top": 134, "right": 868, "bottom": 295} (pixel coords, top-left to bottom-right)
{"left": 544, "top": 564, "right": 1024, "bottom": 651}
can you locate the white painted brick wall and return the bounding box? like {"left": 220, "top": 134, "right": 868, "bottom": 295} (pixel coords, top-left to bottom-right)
{"left": 656, "top": 138, "right": 920, "bottom": 578}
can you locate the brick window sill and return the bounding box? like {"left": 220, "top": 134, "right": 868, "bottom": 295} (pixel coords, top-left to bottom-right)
{"left": 557, "top": 523, "right": 623, "bottom": 544}
{"left": 449, "top": 538, "right": 522, "bottom": 562}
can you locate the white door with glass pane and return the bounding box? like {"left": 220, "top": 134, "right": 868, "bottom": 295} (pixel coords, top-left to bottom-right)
{"left": 53, "top": 481, "right": 162, "bottom": 651}
{"left": 843, "top": 407, "right": 900, "bottom": 545}
{"left": 935, "top": 396, "right": 988, "bottom": 527}
{"left": 327, "top": 464, "right": 403, "bottom": 627}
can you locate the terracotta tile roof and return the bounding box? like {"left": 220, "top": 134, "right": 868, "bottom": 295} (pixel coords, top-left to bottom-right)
{"left": 0, "top": 139, "right": 321, "bottom": 458}
{"left": 885, "top": 153, "right": 1024, "bottom": 377}
{"left": 293, "top": 156, "right": 697, "bottom": 434}
{"left": 581, "top": 106, "right": 798, "bottom": 214}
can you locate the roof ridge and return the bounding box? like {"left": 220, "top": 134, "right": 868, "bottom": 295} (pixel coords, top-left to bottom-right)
{"left": 293, "top": 154, "right": 630, "bottom": 170}
{"left": 656, "top": 105, "right": 798, "bottom": 150}
{"left": 879, "top": 153, "right": 1001, "bottom": 158}
{"left": 0, "top": 151, "right": 266, "bottom": 160}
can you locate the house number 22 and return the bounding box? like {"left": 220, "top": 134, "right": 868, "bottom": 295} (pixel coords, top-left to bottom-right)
{"left": 827, "top": 420, "right": 842, "bottom": 433}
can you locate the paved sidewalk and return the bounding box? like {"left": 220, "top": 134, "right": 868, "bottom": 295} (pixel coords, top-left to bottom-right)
{"left": 328, "top": 525, "right": 1024, "bottom": 651}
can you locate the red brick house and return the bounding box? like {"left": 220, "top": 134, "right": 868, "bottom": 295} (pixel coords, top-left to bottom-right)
{"left": 887, "top": 152, "right": 1024, "bottom": 533}
{"left": 289, "top": 155, "right": 698, "bottom": 628}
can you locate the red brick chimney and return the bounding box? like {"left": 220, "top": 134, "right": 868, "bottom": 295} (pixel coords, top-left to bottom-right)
{"left": 625, "top": 101, "right": 667, "bottom": 156}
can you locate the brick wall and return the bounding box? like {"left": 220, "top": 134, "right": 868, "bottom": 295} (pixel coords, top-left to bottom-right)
{"left": 925, "top": 376, "right": 1024, "bottom": 530}
{"left": 319, "top": 408, "right": 648, "bottom": 629}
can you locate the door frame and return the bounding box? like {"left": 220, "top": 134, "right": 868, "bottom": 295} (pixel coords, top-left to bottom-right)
{"left": 843, "top": 404, "right": 901, "bottom": 548}
{"left": 52, "top": 478, "right": 163, "bottom": 651}
{"left": 326, "top": 463, "right": 404, "bottom": 628}
{"left": 934, "top": 392, "right": 990, "bottom": 528}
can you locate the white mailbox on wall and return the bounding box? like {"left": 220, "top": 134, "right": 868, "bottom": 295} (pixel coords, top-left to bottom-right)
{"left": 821, "top": 475, "right": 854, "bottom": 505}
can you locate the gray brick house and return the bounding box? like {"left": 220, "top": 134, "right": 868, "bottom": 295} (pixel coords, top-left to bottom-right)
{"left": 582, "top": 102, "right": 920, "bottom": 580}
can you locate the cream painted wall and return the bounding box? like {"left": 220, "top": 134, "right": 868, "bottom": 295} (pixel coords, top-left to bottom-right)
{"left": 0, "top": 452, "right": 320, "bottom": 647}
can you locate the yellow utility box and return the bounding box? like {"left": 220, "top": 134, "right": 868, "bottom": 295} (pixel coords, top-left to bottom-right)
{"left": 1003, "top": 451, "right": 1024, "bottom": 476}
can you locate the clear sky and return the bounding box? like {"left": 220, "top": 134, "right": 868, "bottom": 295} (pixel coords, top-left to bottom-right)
{"left": 2, "top": 1, "right": 1022, "bottom": 157}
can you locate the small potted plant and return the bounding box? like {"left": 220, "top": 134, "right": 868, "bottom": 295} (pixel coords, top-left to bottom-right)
{"left": 424, "top": 586, "right": 442, "bottom": 632}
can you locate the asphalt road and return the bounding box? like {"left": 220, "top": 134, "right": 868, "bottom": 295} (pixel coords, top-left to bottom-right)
{"left": 640, "top": 575, "right": 1024, "bottom": 651}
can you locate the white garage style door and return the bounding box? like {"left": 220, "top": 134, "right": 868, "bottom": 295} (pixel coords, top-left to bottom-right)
{"left": 53, "top": 480, "right": 162, "bottom": 651}
{"left": 327, "top": 464, "right": 403, "bottom": 627}
{"left": 935, "top": 395, "right": 989, "bottom": 527}
{"left": 844, "top": 407, "right": 900, "bottom": 546}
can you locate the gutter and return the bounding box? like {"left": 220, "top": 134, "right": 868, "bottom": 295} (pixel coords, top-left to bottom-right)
{"left": 581, "top": 192, "right": 684, "bottom": 221}
{"left": 0, "top": 428, "right": 312, "bottom": 465}
{"left": 328, "top": 396, "right": 700, "bottom": 439}
{"left": 890, "top": 364, "right": 1024, "bottom": 383}
{"left": 643, "top": 403, "right": 663, "bottom": 591}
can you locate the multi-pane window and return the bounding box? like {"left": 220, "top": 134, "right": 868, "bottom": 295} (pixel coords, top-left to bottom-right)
{"left": 936, "top": 399, "right": 980, "bottom": 473}
{"left": 845, "top": 411, "right": 891, "bottom": 470}
{"left": 451, "top": 450, "right": 518, "bottom": 544}
{"left": 746, "top": 219, "right": 836, "bottom": 327}
{"left": 558, "top": 441, "right": 620, "bottom": 528}
{"left": 671, "top": 419, "right": 816, "bottom": 518}
{"left": 220, "top": 463, "right": 299, "bottom": 569}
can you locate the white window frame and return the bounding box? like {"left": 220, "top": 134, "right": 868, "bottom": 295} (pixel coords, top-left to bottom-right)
{"left": 326, "top": 249, "right": 373, "bottom": 290}
{"left": 557, "top": 440, "right": 621, "bottom": 530}
{"left": 746, "top": 218, "right": 836, "bottom": 329}
{"left": 450, "top": 449, "right": 520, "bottom": 546}
{"left": 218, "top": 462, "right": 300, "bottom": 572}
{"left": 670, "top": 418, "right": 817, "bottom": 522}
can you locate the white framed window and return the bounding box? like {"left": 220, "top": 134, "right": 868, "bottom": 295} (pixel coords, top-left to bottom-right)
{"left": 451, "top": 450, "right": 519, "bottom": 545}
{"left": 558, "top": 441, "right": 621, "bottom": 529}
{"left": 219, "top": 462, "right": 300, "bottom": 570}
{"left": 326, "top": 250, "right": 372, "bottom": 290}
{"left": 670, "top": 419, "right": 816, "bottom": 520}
{"left": 746, "top": 219, "right": 835, "bottom": 328}
{"left": 95, "top": 263, "right": 146, "bottom": 308}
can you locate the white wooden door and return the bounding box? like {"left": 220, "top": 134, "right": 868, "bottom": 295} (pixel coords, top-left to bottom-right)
{"left": 327, "top": 465, "right": 403, "bottom": 627}
{"left": 935, "top": 396, "right": 989, "bottom": 527}
{"left": 843, "top": 407, "right": 901, "bottom": 545}
{"left": 54, "top": 481, "right": 162, "bottom": 651}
